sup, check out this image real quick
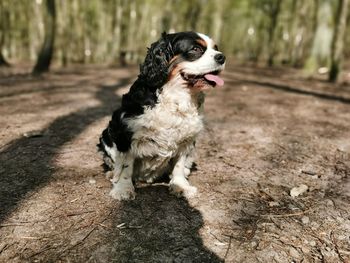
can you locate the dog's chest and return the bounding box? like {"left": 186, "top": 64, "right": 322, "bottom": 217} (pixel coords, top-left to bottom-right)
{"left": 127, "top": 85, "right": 204, "bottom": 158}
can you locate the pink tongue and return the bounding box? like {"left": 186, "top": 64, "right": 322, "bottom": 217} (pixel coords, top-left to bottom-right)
{"left": 204, "top": 74, "right": 224, "bottom": 87}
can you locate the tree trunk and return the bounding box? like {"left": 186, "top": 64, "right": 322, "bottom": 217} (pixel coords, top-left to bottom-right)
{"left": 111, "top": 0, "right": 123, "bottom": 64}
{"left": 286, "top": 0, "right": 298, "bottom": 64}
{"left": 329, "top": 0, "right": 349, "bottom": 82}
{"left": 303, "top": 0, "right": 333, "bottom": 72}
{"left": 267, "top": 0, "right": 282, "bottom": 66}
{"left": 0, "top": 52, "right": 10, "bottom": 67}
{"left": 211, "top": 2, "right": 224, "bottom": 43}
{"left": 32, "top": 0, "right": 56, "bottom": 75}
{"left": 119, "top": 0, "right": 130, "bottom": 66}
{"left": 0, "top": 0, "right": 10, "bottom": 66}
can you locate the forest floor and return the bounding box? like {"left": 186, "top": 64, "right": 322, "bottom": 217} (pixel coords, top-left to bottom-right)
{"left": 0, "top": 62, "right": 349, "bottom": 263}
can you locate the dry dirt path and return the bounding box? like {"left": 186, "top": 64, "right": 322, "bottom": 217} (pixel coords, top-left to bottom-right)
{"left": 0, "top": 64, "right": 349, "bottom": 262}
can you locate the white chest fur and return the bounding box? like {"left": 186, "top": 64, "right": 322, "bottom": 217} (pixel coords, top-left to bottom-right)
{"left": 127, "top": 76, "right": 204, "bottom": 159}
{"left": 124, "top": 77, "right": 204, "bottom": 181}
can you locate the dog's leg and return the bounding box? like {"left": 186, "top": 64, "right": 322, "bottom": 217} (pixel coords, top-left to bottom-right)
{"left": 184, "top": 142, "right": 196, "bottom": 178}
{"left": 169, "top": 155, "right": 197, "bottom": 198}
{"left": 109, "top": 154, "right": 135, "bottom": 200}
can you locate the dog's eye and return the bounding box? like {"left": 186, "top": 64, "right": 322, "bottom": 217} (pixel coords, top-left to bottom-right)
{"left": 192, "top": 46, "right": 203, "bottom": 52}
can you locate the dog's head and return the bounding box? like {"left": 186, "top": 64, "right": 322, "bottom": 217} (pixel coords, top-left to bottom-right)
{"left": 139, "top": 31, "right": 225, "bottom": 90}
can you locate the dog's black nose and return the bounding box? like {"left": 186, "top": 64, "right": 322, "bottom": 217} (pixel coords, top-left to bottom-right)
{"left": 214, "top": 53, "right": 226, "bottom": 65}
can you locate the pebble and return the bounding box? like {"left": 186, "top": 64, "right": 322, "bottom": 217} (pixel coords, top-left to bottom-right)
{"left": 301, "top": 216, "right": 310, "bottom": 224}
{"left": 251, "top": 241, "right": 258, "bottom": 248}
{"left": 326, "top": 199, "right": 334, "bottom": 207}
{"left": 23, "top": 130, "right": 44, "bottom": 138}
{"left": 214, "top": 241, "right": 226, "bottom": 246}
{"left": 268, "top": 201, "right": 280, "bottom": 207}
{"left": 309, "top": 240, "right": 316, "bottom": 246}
{"left": 290, "top": 184, "right": 308, "bottom": 197}
{"left": 89, "top": 179, "right": 96, "bottom": 184}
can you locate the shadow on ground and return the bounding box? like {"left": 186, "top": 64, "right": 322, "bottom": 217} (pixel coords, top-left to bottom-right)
{"left": 58, "top": 186, "right": 223, "bottom": 262}
{"left": 0, "top": 77, "right": 129, "bottom": 222}
{"left": 113, "top": 187, "right": 222, "bottom": 263}
{"left": 0, "top": 70, "right": 222, "bottom": 262}
{"left": 243, "top": 79, "right": 350, "bottom": 104}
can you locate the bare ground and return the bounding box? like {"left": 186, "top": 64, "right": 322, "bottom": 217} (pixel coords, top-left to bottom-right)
{"left": 0, "top": 63, "right": 349, "bottom": 263}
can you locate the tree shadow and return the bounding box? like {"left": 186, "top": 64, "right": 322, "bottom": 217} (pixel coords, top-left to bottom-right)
{"left": 232, "top": 79, "right": 350, "bottom": 105}
{"left": 0, "top": 73, "right": 44, "bottom": 87}
{"left": 0, "top": 79, "right": 92, "bottom": 99}
{"left": 0, "top": 77, "right": 130, "bottom": 223}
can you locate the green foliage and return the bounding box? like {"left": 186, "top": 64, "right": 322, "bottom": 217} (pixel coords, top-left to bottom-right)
{"left": 0, "top": 0, "right": 349, "bottom": 69}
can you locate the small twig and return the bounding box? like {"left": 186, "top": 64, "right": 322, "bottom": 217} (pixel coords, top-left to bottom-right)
{"left": 239, "top": 197, "right": 256, "bottom": 203}
{"left": 0, "top": 210, "right": 96, "bottom": 227}
{"left": 28, "top": 245, "right": 53, "bottom": 259}
{"left": 224, "top": 235, "right": 232, "bottom": 259}
{"left": 261, "top": 209, "right": 311, "bottom": 218}
{"left": 126, "top": 225, "right": 142, "bottom": 229}
{"left": 0, "top": 223, "right": 27, "bottom": 227}
{"left": 274, "top": 143, "right": 287, "bottom": 151}
{"left": 65, "top": 210, "right": 95, "bottom": 217}
{"left": 330, "top": 231, "right": 345, "bottom": 263}
{"left": 57, "top": 224, "right": 98, "bottom": 258}
{"left": 210, "top": 232, "right": 225, "bottom": 244}
{"left": 78, "top": 225, "right": 99, "bottom": 244}
{"left": 116, "top": 222, "right": 126, "bottom": 228}
{"left": 0, "top": 244, "right": 9, "bottom": 255}
{"left": 301, "top": 170, "right": 317, "bottom": 176}
{"left": 257, "top": 185, "right": 276, "bottom": 201}
{"left": 57, "top": 210, "right": 113, "bottom": 258}
{"left": 221, "top": 159, "right": 242, "bottom": 169}
{"left": 19, "top": 236, "right": 43, "bottom": 240}
{"left": 268, "top": 217, "right": 283, "bottom": 230}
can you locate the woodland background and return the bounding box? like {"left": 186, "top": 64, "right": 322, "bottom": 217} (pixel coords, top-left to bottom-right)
{"left": 0, "top": 0, "right": 349, "bottom": 81}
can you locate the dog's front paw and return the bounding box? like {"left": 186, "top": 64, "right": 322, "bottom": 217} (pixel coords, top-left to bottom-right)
{"left": 169, "top": 183, "right": 197, "bottom": 198}
{"left": 109, "top": 182, "right": 136, "bottom": 200}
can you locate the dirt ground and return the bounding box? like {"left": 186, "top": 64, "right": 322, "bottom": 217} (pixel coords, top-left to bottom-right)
{"left": 0, "top": 62, "right": 349, "bottom": 263}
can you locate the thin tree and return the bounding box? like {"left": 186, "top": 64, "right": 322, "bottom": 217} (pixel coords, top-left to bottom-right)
{"left": 329, "top": 0, "right": 349, "bottom": 82}
{"left": 267, "top": 0, "right": 282, "bottom": 66}
{"left": 0, "top": 0, "right": 10, "bottom": 66}
{"left": 32, "top": 0, "right": 56, "bottom": 75}
{"left": 0, "top": 31, "right": 10, "bottom": 67}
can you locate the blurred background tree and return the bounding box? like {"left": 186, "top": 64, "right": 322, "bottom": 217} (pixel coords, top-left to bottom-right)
{"left": 32, "top": 0, "right": 56, "bottom": 75}
{"left": 0, "top": 0, "right": 349, "bottom": 81}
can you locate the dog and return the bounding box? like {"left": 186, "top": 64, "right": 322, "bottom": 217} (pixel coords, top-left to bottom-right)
{"left": 98, "top": 31, "right": 225, "bottom": 200}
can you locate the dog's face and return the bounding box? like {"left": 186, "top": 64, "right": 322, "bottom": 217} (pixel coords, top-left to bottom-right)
{"left": 139, "top": 31, "right": 225, "bottom": 90}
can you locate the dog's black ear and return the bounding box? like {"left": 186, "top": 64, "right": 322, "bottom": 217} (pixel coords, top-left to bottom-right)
{"left": 139, "top": 32, "right": 173, "bottom": 88}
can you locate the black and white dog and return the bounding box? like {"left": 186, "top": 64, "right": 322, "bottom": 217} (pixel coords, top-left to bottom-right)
{"left": 98, "top": 31, "right": 225, "bottom": 200}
